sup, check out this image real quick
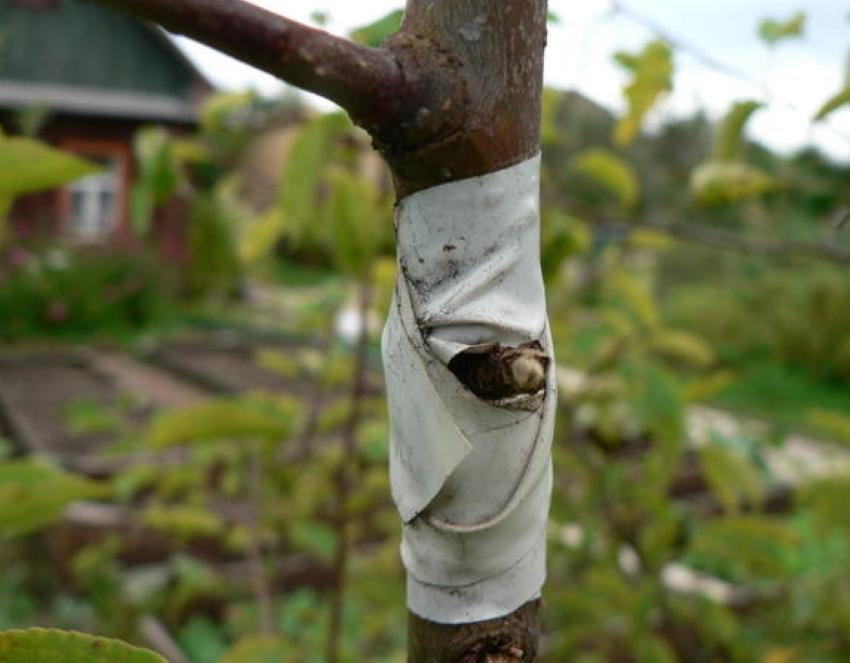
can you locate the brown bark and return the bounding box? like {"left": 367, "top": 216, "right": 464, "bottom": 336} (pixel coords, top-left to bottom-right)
{"left": 384, "top": 0, "right": 547, "bottom": 195}
{"left": 92, "top": 0, "right": 546, "bottom": 197}
{"left": 92, "top": 0, "right": 550, "bottom": 659}
{"left": 408, "top": 600, "right": 542, "bottom": 663}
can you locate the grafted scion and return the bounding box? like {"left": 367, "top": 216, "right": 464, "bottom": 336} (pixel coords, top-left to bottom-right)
{"left": 91, "top": 0, "right": 552, "bottom": 659}
{"left": 449, "top": 341, "right": 550, "bottom": 401}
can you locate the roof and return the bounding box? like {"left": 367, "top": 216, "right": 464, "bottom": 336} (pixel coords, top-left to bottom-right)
{"left": 0, "top": 0, "right": 213, "bottom": 122}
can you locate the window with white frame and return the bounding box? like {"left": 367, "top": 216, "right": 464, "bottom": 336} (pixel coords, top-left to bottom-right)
{"left": 67, "top": 157, "right": 120, "bottom": 242}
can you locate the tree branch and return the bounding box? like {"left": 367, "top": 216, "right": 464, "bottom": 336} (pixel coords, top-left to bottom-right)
{"left": 646, "top": 221, "right": 850, "bottom": 265}
{"left": 563, "top": 197, "right": 850, "bottom": 266}
{"left": 93, "top": 0, "right": 412, "bottom": 128}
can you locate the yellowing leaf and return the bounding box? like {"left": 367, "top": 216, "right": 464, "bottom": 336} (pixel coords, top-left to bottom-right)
{"left": 570, "top": 148, "right": 640, "bottom": 210}
{"left": 628, "top": 228, "right": 673, "bottom": 251}
{"left": 690, "top": 161, "right": 777, "bottom": 206}
{"left": 613, "top": 40, "right": 673, "bottom": 146}
{"left": 762, "top": 648, "right": 796, "bottom": 663}
{"left": 0, "top": 137, "right": 99, "bottom": 196}
{"left": 0, "top": 628, "right": 165, "bottom": 663}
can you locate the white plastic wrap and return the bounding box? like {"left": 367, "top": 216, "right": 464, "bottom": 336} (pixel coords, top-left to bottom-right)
{"left": 381, "top": 155, "right": 556, "bottom": 624}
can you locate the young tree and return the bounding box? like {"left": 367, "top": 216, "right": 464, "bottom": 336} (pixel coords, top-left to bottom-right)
{"left": 95, "top": 1, "right": 552, "bottom": 660}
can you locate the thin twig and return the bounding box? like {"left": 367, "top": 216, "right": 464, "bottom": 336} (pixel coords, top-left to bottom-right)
{"left": 563, "top": 196, "right": 850, "bottom": 265}
{"left": 94, "top": 0, "right": 410, "bottom": 125}
{"left": 327, "top": 279, "right": 372, "bottom": 663}
{"left": 247, "top": 443, "right": 275, "bottom": 635}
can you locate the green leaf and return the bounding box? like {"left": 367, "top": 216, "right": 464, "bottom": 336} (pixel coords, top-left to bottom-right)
{"left": 0, "top": 459, "right": 107, "bottom": 537}
{"left": 278, "top": 112, "right": 350, "bottom": 242}
{"left": 290, "top": 521, "right": 337, "bottom": 563}
{"left": 613, "top": 40, "right": 674, "bottom": 146}
{"left": 635, "top": 634, "right": 677, "bottom": 663}
{"left": 220, "top": 635, "right": 294, "bottom": 663}
{"left": 758, "top": 11, "right": 806, "bottom": 47}
{"left": 541, "top": 210, "right": 591, "bottom": 284}
{"left": 569, "top": 148, "right": 640, "bottom": 210}
{"left": 350, "top": 9, "right": 404, "bottom": 46}
{"left": 540, "top": 87, "right": 563, "bottom": 147}
{"left": 63, "top": 399, "right": 120, "bottom": 436}
{"left": 649, "top": 329, "right": 715, "bottom": 369}
{"left": 142, "top": 504, "right": 224, "bottom": 540}
{"left": 310, "top": 10, "right": 330, "bottom": 26}
{"left": 0, "top": 196, "right": 12, "bottom": 247}
{"left": 700, "top": 444, "right": 763, "bottom": 513}
{"left": 134, "top": 127, "right": 179, "bottom": 201}
{"left": 176, "top": 618, "right": 228, "bottom": 663}
{"left": 689, "top": 515, "right": 799, "bottom": 581}
{"left": 0, "top": 628, "right": 165, "bottom": 663}
{"left": 131, "top": 126, "right": 180, "bottom": 236}
{"left": 806, "top": 408, "right": 850, "bottom": 444}
{"left": 130, "top": 186, "right": 155, "bottom": 237}
{"left": 798, "top": 477, "right": 850, "bottom": 535}
{"left": 148, "top": 398, "right": 297, "bottom": 447}
{"left": 327, "top": 168, "right": 382, "bottom": 277}
{"left": 629, "top": 362, "right": 684, "bottom": 446}
{"left": 0, "top": 137, "right": 99, "bottom": 196}
{"left": 199, "top": 90, "right": 255, "bottom": 135}
{"left": 690, "top": 161, "right": 777, "bottom": 206}
{"left": 814, "top": 86, "right": 850, "bottom": 122}
{"left": 714, "top": 101, "right": 764, "bottom": 161}
{"left": 238, "top": 208, "right": 286, "bottom": 264}
{"left": 186, "top": 187, "right": 243, "bottom": 297}
{"left": 255, "top": 348, "right": 301, "bottom": 380}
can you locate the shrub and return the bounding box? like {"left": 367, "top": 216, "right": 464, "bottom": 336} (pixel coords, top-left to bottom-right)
{"left": 0, "top": 246, "right": 176, "bottom": 341}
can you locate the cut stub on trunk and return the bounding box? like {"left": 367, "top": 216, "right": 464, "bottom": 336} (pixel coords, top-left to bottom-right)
{"left": 381, "top": 155, "right": 556, "bottom": 625}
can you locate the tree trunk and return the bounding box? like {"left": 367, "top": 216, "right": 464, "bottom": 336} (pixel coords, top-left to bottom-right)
{"left": 93, "top": 0, "right": 551, "bottom": 659}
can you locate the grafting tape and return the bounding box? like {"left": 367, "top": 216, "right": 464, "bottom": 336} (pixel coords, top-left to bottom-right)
{"left": 382, "top": 155, "right": 556, "bottom": 624}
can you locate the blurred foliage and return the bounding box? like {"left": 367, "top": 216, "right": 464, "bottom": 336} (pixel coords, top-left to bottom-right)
{"left": 3, "top": 7, "right": 850, "bottom": 663}
{"left": 612, "top": 40, "right": 674, "bottom": 146}
{"left": 0, "top": 134, "right": 98, "bottom": 245}
{"left": 758, "top": 11, "right": 807, "bottom": 48}
{"left": 349, "top": 9, "right": 404, "bottom": 47}
{"left": 0, "top": 247, "right": 176, "bottom": 341}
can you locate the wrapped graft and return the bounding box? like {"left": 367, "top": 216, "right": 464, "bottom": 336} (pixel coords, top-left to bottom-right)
{"left": 382, "top": 155, "right": 556, "bottom": 623}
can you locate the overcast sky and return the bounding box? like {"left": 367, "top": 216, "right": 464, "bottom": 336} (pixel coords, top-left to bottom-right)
{"left": 173, "top": 1, "right": 850, "bottom": 161}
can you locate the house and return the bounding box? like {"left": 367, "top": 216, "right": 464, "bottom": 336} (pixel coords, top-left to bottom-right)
{"left": 0, "top": 0, "right": 213, "bottom": 251}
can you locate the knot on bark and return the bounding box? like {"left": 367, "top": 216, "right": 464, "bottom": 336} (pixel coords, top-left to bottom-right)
{"left": 448, "top": 341, "right": 550, "bottom": 401}
{"left": 365, "top": 33, "right": 467, "bottom": 157}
